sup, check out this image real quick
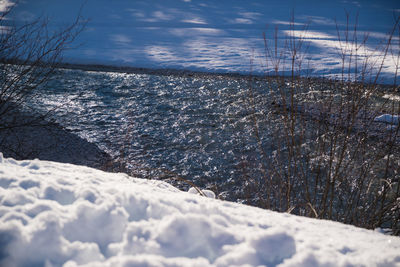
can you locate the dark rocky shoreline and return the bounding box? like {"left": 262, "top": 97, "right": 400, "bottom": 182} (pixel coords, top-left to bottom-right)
{"left": 0, "top": 107, "right": 112, "bottom": 169}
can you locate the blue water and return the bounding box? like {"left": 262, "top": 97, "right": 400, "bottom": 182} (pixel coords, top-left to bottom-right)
{"left": 32, "top": 68, "right": 274, "bottom": 200}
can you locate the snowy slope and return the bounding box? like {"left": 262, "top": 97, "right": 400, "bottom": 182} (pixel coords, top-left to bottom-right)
{"left": 1, "top": 154, "right": 399, "bottom": 267}
{"left": 6, "top": 0, "right": 400, "bottom": 82}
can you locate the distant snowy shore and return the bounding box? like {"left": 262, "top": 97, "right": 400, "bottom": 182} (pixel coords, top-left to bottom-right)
{"left": 9, "top": 0, "right": 400, "bottom": 84}
{"left": 1, "top": 154, "right": 399, "bottom": 267}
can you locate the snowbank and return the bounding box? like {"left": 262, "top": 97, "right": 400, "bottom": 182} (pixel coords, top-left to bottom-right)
{"left": 1, "top": 154, "right": 399, "bottom": 266}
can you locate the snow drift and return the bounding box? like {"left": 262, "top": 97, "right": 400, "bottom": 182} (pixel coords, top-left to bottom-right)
{"left": 0, "top": 153, "right": 399, "bottom": 267}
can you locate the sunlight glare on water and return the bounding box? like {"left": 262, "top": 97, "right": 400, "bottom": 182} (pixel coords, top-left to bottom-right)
{"left": 32, "top": 68, "right": 272, "bottom": 200}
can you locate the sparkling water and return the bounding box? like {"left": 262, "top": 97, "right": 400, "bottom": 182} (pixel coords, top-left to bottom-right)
{"left": 31, "top": 68, "right": 274, "bottom": 200}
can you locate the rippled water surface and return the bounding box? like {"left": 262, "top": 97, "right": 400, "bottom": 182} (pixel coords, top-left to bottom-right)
{"left": 32, "top": 68, "right": 274, "bottom": 199}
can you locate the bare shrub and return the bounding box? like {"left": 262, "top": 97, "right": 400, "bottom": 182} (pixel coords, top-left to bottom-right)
{"left": 0, "top": 4, "right": 86, "bottom": 158}
{"left": 243, "top": 12, "right": 400, "bottom": 235}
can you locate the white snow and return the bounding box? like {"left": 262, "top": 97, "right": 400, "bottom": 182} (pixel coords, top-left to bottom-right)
{"left": 7, "top": 0, "right": 400, "bottom": 83}
{"left": 0, "top": 0, "right": 13, "bottom": 12}
{"left": 1, "top": 153, "right": 400, "bottom": 267}
{"left": 188, "top": 186, "right": 216, "bottom": 199}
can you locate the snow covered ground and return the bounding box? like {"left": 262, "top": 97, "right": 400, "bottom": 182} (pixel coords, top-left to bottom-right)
{"left": 1, "top": 154, "right": 400, "bottom": 267}
{"left": 5, "top": 0, "right": 400, "bottom": 83}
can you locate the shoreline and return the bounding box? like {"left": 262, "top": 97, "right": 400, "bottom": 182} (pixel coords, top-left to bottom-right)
{"left": 55, "top": 62, "right": 396, "bottom": 88}
{"left": 0, "top": 106, "right": 113, "bottom": 170}
{"left": 56, "top": 62, "right": 264, "bottom": 80}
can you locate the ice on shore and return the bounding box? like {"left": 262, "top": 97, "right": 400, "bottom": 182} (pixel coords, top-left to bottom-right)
{"left": 374, "top": 114, "right": 400, "bottom": 125}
